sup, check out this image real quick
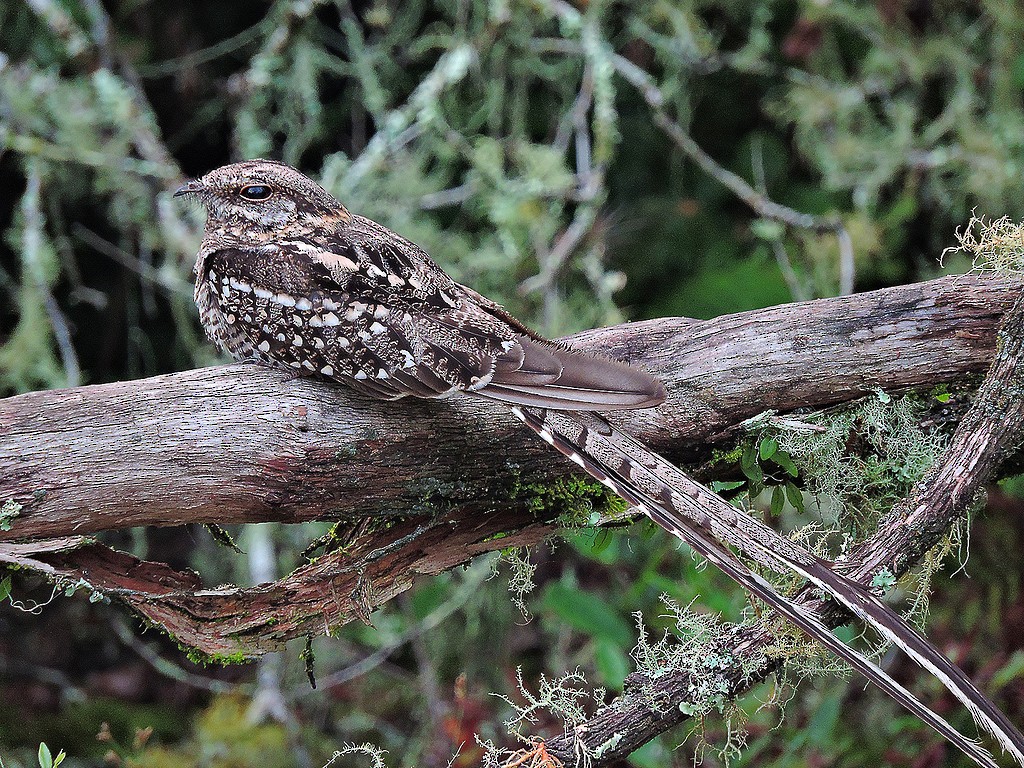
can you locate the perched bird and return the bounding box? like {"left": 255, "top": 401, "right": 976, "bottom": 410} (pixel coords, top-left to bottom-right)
{"left": 178, "top": 160, "right": 1023, "bottom": 768}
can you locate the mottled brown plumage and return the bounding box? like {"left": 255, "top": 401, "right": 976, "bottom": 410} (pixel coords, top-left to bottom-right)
{"left": 180, "top": 159, "right": 665, "bottom": 408}
{"left": 180, "top": 161, "right": 1023, "bottom": 768}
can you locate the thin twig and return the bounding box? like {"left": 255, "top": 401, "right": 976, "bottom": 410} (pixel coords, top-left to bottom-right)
{"left": 836, "top": 226, "right": 855, "bottom": 297}
{"left": 341, "top": 43, "right": 475, "bottom": 188}
{"left": 534, "top": 1, "right": 857, "bottom": 296}
{"left": 519, "top": 210, "right": 595, "bottom": 297}
{"left": 751, "top": 137, "right": 810, "bottom": 302}
{"left": 73, "top": 224, "right": 193, "bottom": 298}
{"left": 612, "top": 55, "right": 830, "bottom": 232}
{"left": 616, "top": 51, "right": 856, "bottom": 294}
{"left": 520, "top": 60, "right": 602, "bottom": 313}
{"left": 24, "top": 0, "right": 90, "bottom": 57}
{"left": 136, "top": 21, "right": 268, "bottom": 78}
{"left": 419, "top": 183, "right": 474, "bottom": 210}
{"left": 85, "top": 3, "right": 178, "bottom": 172}
{"left": 246, "top": 523, "right": 292, "bottom": 725}
{"left": 19, "top": 162, "right": 80, "bottom": 387}
{"left": 110, "top": 618, "right": 238, "bottom": 695}
{"left": 43, "top": 293, "right": 80, "bottom": 388}
{"left": 292, "top": 558, "right": 490, "bottom": 698}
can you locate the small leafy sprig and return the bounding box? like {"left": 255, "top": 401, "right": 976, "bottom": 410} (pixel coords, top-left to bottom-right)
{"left": 711, "top": 435, "right": 804, "bottom": 517}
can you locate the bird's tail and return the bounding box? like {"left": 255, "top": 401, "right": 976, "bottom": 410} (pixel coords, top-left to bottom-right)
{"left": 508, "top": 405, "right": 1024, "bottom": 768}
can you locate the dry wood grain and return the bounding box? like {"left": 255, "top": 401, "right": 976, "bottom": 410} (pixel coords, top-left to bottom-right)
{"left": 1, "top": 273, "right": 1020, "bottom": 764}
{"left": 0, "top": 274, "right": 1012, "bottom": 542}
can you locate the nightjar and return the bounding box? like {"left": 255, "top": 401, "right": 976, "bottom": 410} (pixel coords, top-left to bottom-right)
{"left": 176, "top": 159, "right": 665, "bottom": 411}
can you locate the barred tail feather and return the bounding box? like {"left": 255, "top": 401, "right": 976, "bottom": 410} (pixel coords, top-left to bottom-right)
{"left": 569, "top": 410, "right": 1024, "bottom": 766}
{"left": 507, "top": 405, "right": 1021, "bottom": 768}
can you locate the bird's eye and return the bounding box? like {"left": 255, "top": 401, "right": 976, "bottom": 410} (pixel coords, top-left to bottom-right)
{"left": 239, "top": 184, "right": 273, "bottom": 201}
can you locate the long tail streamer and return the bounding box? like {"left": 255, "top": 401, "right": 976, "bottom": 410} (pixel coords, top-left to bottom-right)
{"left": 508, "top": 405, "right": 1024, "bottom": 768}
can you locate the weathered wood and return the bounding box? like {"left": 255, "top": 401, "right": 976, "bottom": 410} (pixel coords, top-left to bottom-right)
{"left": 0, "top": 274, "right": 1013, "bottom": 541}
{"left": 0, "top": 273, "right": 1016, "bottom": 659}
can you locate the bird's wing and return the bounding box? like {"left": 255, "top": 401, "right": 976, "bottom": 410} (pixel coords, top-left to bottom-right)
{"left": 238, "top": 217, "right": 669, "bottom": 409}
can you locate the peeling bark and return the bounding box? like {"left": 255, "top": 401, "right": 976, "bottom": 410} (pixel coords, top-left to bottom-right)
{"left": 0, "top": 274, "right": 1018, "bottom": 677}
{"left": 0, "top": 275, "right": 1011, "bottom": 542}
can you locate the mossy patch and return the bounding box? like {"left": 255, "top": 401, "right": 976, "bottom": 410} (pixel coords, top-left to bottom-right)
{"left": 511, "top": 474, "right": 629, "bottom": 529}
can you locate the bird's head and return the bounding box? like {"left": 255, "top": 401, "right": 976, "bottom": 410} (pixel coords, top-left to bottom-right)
{"left": 175, "top": 160, "right": 351, "bottom": 233}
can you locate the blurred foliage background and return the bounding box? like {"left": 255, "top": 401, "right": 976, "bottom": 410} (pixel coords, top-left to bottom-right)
{"left": 2, "top": 0, "right": 1024, "bottom": 766}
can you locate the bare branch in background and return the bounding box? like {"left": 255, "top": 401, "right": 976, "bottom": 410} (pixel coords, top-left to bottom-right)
{"left": 611, "top": 53, "right": 856, "bottom": 294}
{"left": 751, "top": 137, "right": 810, "bottom": 302}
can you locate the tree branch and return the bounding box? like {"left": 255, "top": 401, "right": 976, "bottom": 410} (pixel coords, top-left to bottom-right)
{"left": 543, "top": 278, "right": 1024, "bottom": 765}
{"left": 1, "top": 274, "right": 1011, "bottom": 541}
{"left": 0, "top": 274, "right": 1017, "bottom": 664}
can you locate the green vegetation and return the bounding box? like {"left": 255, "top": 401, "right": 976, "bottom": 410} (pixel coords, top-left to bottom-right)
{"left": 3, "top": 1, "right": 1024, "bottom": 767}
{"left": 0, "top": 501, "right": 22, "bottom": 532}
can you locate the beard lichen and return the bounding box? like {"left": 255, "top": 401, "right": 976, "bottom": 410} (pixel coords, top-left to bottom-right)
{"left": 766, "top": 391, "right": 948, "bottom": 540}
{"left": 739, "top": 390, "right": 970, "bottom": 667}
{"left": 942, "top": 214, "right": 1024, "bottom": 274}
{"left": 630, "top": 595, "right": 764, "bottom": 765}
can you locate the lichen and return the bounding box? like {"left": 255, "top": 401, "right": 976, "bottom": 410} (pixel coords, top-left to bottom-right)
{"left": 494, "top": 546, "right": 537, "bottom": 620}
{"left": 0, "top": 499, "right": 23, "bottom": 531}
{"left": 631, "top": 595, "right": 755, "bottom": 764}
{"left": 324, "top": 743, "right": 389, "bottom": 768}
{"left": 765, "top": 391, "right": 947, "bottom": 538}
{"left": 942, "top": 214, "right": 1024, "bottom": 274}
{"left": 493, "top": 667, "right": 594, "bottom": 744}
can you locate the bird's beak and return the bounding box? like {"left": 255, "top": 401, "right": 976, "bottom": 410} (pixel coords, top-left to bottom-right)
{"left": 174, "top": 179, "right": 204, "bottom": 197}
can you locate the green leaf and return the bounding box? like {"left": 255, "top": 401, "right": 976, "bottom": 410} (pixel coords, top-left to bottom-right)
{"left": 770, "top": 485, "right": 785, "bottom": 517}
{"left": 935, "top": 392, "right": 951, "bottom": 403}
{"left": 992, "top": 650, "right": 1024, "bottom": 689}
{"left": 52, "top": 752, "right": 65, "bottom": 768}
{"left": 758, "top": 437, "right": 778, "bottom": 461}
{"left": 710, "top": 480, "right": 745, "bottom": 493}
{"left": 569, "top": 529, "right": 619, "bottom": 564}
{"left": 540, "top": 580, "right": 633, "bottom": 646}
{"left": 594, "top": 637, "right": 630, "bottom": 689}
{"left": 0, "top": 575, "right": 11, "bottom": 602}
{"left": 785, "top": 481, "right": 805, "bottom": 514}
{"left": 770, "top": 450, "right": 799, "bottom": 477}
{"left": 38, "top": 743, "right": 53, "bottom": 768}
{"left": 590, "top": 529, "right": 614, "bottom": 555}
{"left": 740, "top": 443, "right": 763, "bottom": 486}
{"left": 740, "top": 442, "right": 757, "bottom": 473}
